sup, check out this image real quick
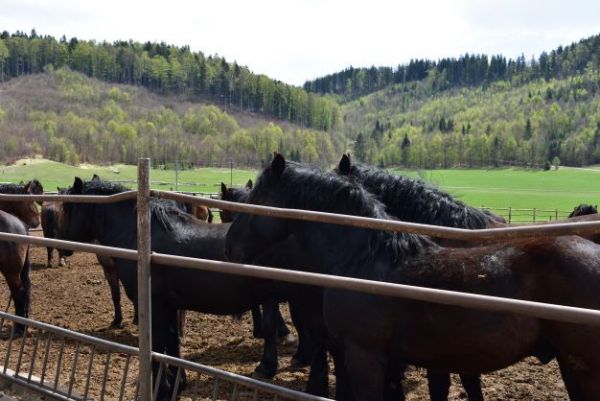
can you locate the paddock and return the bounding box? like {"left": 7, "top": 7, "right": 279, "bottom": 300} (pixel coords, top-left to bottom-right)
{"left": 0, "top": 158, "right": 598, "bottom": 400}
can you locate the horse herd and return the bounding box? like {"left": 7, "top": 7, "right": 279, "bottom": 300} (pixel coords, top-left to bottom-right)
{"left": 0, "top": 155, "right": 599, "bottom": 401}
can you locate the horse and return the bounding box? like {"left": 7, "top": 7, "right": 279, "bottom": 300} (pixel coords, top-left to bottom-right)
{"left": 0, "top": 180, "right": 43, "bottom": 334}
{"left": 226, "top": 154, "right": 600, "bottom": 401}
{"left": 336, "top": 154, "right": 495, "bottom": 400}
{"left": 59, "top": 177, "right": 283, "bottom": 400}
{"left": 41, "top": 187, "right": 68, "bottom": 267}
{"left": 0, "top": 180, "right": 43, "bottom": 229}
{"left": 220, "top": 181, "right": 298, "bottom": 344}
{"left": 570, "top": 204, "right": 598, "bottom": 218}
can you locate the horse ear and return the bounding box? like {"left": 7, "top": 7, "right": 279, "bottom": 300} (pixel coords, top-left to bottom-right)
{"left": 91, "top": 174, "right": 100, "bottom": 182}
{"left": 338, "top": 154, "right": 352, "bottom": 175}
{"left": 220, "top": 182, "right": 227, "bottom": 196}
{"left": 245, "top": 179, "right": 253, "bottom": 189}
{"left": 271, "top": 153, "right": 286, "bottom": 178}
{"left": 73, "top": 177, "right": 84, "bottom": 194}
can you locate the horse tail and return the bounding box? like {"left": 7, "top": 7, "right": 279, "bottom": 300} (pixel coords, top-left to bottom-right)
{"left": 207, "top": 208, "right": 214, "bottom": 223}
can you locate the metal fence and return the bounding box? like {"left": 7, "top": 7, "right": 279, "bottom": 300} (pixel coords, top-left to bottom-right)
{"left": 480, "top": 206, "right": 573, "bottom": 223}
{"left": 0, "top": 157, "right": 600, "bottom": 400}
{"left": 0, "top": 311, "right": 324, "bottom": 401}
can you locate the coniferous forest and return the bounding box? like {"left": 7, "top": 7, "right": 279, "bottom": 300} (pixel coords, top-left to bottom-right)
{"left": 2, "top": 29, "right": 600, "bottom": 168}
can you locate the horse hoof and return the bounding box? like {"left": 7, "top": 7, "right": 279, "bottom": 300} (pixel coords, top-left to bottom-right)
{"left": 279, "top": 333, "right": 298, "bottom": 346}
{"left": 58, "top": 258, "right": 66, "bottom": 267}
{"left": 109, "top": 321, "right": 123, "bottom": 329}
{"left": 252, "top": 365, "right": 276, "bottom": 380}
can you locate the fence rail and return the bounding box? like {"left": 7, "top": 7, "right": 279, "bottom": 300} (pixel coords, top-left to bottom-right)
{"left": 1, "top": 159, "right": 600, "bottom": 400}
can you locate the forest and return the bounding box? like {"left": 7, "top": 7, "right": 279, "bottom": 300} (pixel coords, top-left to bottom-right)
{"left": 0, "top": 30, "right": 341, "bottom": 132}
{"left": 304, "top": 34, "right": 600, "bottom": 101}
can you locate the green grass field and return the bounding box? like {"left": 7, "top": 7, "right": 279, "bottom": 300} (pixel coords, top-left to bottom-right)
{"left": 2, "top": 159, "right": 598, "bottom": 221}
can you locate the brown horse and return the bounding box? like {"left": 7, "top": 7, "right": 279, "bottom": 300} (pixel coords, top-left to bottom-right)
{"left": 0, "top": 181, "right": 42, "bottom": 333}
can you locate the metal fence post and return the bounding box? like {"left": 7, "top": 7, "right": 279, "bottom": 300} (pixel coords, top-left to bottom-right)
{"left": 137, "top": 158, "right": 153, "bottom": 400}
{"left": 508, "top": 207, "right": 512, "bottom": 224}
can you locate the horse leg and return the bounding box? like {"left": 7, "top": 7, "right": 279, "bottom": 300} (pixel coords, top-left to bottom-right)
{"left": 251, "top": 305, "right": 263, "bottom": 338}
{"left": 151, "top": 301, "right": 171, "bottom": 401}
{"left": 165, "top": 307, "right": 187, "bottom": 394}
{"left": 253, "top": 298, "right": 278, "bottom": 378}
{"left": 289, "top": 301, "right": 313, "bottom": 367}
{"left": 101, "top": 264, "right": 123, "bottom": 328}
{"left": 46, "top": 247, "right": 53, "bottom": 267}
{"left": 557, "top": 353, "right": 600, "bottom": 401}
{"left": 331, "top": 345, "right": 354, "bottom": 401}
{"left": 427, "top": 370, "right": 450, "bottom": 401}
{"left": 344, "top": 341, "right": 387, "bottom": 401}
{"left": 57, "top": 249, "right": 66, "bottom": 267}
{"left": 275, "top": 303, "right": 296, "bottom": 345}
{"left": 305, "top": 345, "right": 329, "bottom": 397}
{"left": 177, "top": 310, "right": 186, "bottom": 339}
{"left": 460, "top": 373, "right": 484, "bottom": 401}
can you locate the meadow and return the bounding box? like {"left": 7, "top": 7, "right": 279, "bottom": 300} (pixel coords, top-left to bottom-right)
{"left": 2, "top": 159, "right": 598, "bottom": 221}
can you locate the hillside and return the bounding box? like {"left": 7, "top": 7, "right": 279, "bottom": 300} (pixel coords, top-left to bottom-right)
{"left": 0, "top": 69, "right": 343, "bottom": 166}
{"left": 341, "top": 70, "right": 600, "bottom": 168}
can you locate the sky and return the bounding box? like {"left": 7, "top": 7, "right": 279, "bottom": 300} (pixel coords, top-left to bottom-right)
{"left": 1, "top": 0, "right": 599, "bottom": 86}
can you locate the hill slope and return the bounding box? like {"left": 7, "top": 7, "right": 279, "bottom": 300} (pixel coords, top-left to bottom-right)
{"left": 341, "top": 68, "right": 600, "bottom": 168}
{"left": 0, "top": 69, "right": 343, "bottom": 166}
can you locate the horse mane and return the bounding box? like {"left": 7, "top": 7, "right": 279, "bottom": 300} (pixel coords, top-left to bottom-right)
{"left": 344, "top": 163, "right": 495, "bottom": 229}
{"left": 254, "top": 159, "right": 431, "bottom": 259}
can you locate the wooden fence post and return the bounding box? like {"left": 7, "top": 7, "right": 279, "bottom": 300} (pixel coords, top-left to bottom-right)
{"left": 137, "top": 158, "right": 153, "bottom": 400}
{"left": 508, "top": 207, "right": 512, "bottom": 224}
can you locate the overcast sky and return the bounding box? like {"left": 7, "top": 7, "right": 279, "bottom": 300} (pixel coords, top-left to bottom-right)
{"left": 1, "top": 0, "right": 599, "bottom": 85}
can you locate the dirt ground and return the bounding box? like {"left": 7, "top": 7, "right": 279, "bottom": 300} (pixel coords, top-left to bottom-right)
{"left": 0, "top": 232, "right": 569, "bottom": 400}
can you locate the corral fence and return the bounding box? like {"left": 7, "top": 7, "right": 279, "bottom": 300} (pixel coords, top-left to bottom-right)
{"left": 480, "top": 206, "right": 573, "bottom": 223}
{"left": 0, "top": 158, "right": 599, "bottom": 400}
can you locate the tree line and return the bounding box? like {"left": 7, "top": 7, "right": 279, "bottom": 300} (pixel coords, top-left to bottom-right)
{"left": 304, "top": 33, "right": 600, "bottom": 101}
{"left": 0, "top": 30, "right": 341, "bottom": 132}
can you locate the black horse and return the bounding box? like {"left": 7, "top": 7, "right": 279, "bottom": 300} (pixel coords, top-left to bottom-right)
{"left": 569, "top": 204, "right": 598, "bottom": 218}
{"left": 337, "top": 154, "right": 496, "bottom": 400}
{"left": 226, "top": 154, "right": 600, "bottom": 401}
{"left": 220, "top": 181, "right": 297, "bottom": 344}
{"left": 59, "top": 177, "right": 282, "bottom": 400}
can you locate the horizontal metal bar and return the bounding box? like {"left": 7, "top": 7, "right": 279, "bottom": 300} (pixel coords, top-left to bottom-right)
{"left": 2, "top": 227, "right": 600, "bottom": 328}
{"left": 0, "top": 191, "right": 137, "bottom": 203}
{"left": 0, "top": 312, "right": 138, "bottom": 355}
{"left": 150, "top": 252, "right": 600, "bottom": 328}
{"left": 152, "top": 352, "right": 331, "bottom": 401}
{"left": 0, "top": 232, "right": 138, "bottom": 261}
{"left": 152, "top": 190, "right": 600, "bottom": 241}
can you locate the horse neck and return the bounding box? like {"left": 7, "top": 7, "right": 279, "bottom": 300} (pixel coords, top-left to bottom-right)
{"left": 0, "top": 200, "right": 37, "bottom": 224}
{"left": 92, "top": 202, "right": 137, "bottom": 247}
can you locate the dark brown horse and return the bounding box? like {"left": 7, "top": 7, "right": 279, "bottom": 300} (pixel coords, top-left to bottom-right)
{"left": 0, "top": 181, "right": 42, "bottom": 333}
{"left": 226, "top": 155, "right": 600, "bottom": 401}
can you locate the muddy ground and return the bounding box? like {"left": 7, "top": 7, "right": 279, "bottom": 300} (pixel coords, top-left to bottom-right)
{"left": 0, "top": 233, "right": 569, "bottom": 400}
